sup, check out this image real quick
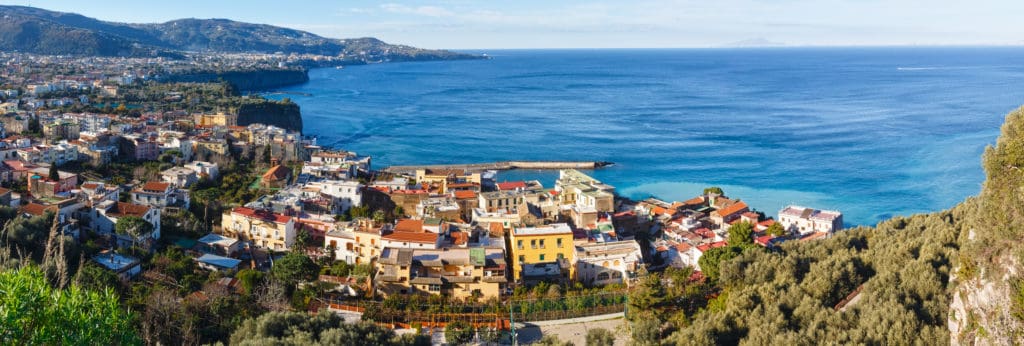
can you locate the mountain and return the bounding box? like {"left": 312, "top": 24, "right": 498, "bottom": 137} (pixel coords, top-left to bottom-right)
{"left": 723, "top": 37, "right": 786, "bottom": 48}
{"left": 0, "top": 5, "right": 477, "bottom": 61}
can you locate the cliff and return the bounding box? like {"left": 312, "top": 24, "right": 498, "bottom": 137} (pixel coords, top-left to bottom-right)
{"left": 161, "top": 69, "right": 309, "bottom": 91}
{"left": 236, "top": 99, "right": 302, "bottom": 133}
{"left": 948, "top": 107, "right": 1024, "bottom": 344}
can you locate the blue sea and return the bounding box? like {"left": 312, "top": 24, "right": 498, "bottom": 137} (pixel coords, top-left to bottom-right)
{"left": 267, "top": 47, "right": 1024, "bottom": 226}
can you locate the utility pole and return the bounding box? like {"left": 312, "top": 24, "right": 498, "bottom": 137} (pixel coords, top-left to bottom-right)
{"left": 509, "top": 298, "right": 517, "bottom": 346}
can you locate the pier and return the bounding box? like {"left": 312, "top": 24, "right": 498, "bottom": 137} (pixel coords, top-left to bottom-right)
{"left": 383, "top": 161, "right": 613, "bottom": 175}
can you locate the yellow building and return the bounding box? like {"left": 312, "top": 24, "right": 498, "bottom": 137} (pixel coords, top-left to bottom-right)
{"left": 509, "top": 223, "right": 575, "bottom": 282}
{"left": 194, "top": 140, "right": 230, "bottom": 155}
{"left": 376, "top": 247, "right": 507, "bottom": 299}
{"left": 194, "top": 112, "right": 238, "bottom": 127}
{"left": 220, "top": 207, "right": 295, "bottom": 251}
{"left": 414, "top": 169, "right": 482, "bottom": 193}
{"left": 555, "top": 169, "right": 615, "bottom": 212}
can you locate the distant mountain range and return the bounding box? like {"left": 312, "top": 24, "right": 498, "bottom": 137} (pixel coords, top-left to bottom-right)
{"left": 0, "top": 5, "right": 477, "bottom": 61}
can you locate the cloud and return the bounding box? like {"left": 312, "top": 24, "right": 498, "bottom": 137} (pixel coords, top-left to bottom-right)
{"left": 379, "top": 3, "right": 454, "bottom": 17}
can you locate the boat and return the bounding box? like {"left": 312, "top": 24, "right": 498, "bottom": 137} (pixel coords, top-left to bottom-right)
{"left": 335, "top": 65, "right": 344, "bottom": 69}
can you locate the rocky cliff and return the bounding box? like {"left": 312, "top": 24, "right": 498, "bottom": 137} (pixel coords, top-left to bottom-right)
{"left": 948, "top": 107, "right": 1024, "bottom": 344}
{"left": 236, "top": 99, "right": 302, "bottom": 133}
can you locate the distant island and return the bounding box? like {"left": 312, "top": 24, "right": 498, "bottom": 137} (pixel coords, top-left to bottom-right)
{"left": 0, "top": 5, "right": 482, "bottom": 63}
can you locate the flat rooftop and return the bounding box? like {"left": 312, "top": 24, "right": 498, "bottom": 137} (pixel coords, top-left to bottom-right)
{"left": 513, "top": 223, "right": 572, "bottom": 236}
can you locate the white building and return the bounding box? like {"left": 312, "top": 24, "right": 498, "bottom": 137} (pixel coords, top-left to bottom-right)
{"left": 304, "top": 180, "right": 362, "bottom": 213}
{"left": 573, "top": 241, "right": 644, "bottom": 287}
{"left": 778, "top": 205, "right": 843, "bottom": 236}
{"left": 90, "top": 201, "right": 161, "bottom": 248}
{"left": 184, "top": 161, "right": 219, "bottom": 180}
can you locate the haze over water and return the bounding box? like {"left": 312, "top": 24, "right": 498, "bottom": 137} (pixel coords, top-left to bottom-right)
{"left": 267, "top": 47, "right": 1024, "bottom": 226}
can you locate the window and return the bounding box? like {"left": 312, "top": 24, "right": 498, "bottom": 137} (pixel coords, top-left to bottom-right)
{"left": 518, "top": 255, "right": 525, "bottom": 263}
{"left": 539, "top": 254, "right": 546, "bottom": 261}
{"left": 517, "top": 240, "right": 523, "bottom": 249}
{"left": 557, "top": 238, "right": 563, "bottom": 248}
{"left": 530, "top": 239, "right": 536, "bottom": 248}
{"left": 428, "top": 284, "right": 440, "bottom": 292}
{"left": 557, "top": 253, "right": 564, "bottom": 260}
{"left": 539, "top": 239, "right": 545, "bottom": 248}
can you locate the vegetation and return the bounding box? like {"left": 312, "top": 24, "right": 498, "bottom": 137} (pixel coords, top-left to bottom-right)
{"left": 229, "top": 310, "right": 426, "bottom": 346}
{"left": 586, "top": 328, "right": 616, "bottom": 346}
{"left": 703, "top": 186, "right": 724, "bottom": 195}
{"left": 0, "top": 266, "right": 140, "bottom": 345}
{"left": 444, "top": 320, "right": 474, "bottom": 345}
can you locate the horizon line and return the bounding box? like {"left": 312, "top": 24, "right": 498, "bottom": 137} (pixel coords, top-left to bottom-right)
{"left": 442, "top": 43, "right": 1024, "bottom": 51}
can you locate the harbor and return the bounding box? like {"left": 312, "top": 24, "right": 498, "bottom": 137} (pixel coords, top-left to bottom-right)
{"left": 382, "top": 160, "right": 614, "bottom": 174}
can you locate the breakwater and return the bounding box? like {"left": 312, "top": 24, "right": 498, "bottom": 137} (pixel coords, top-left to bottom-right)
{"left": 383, "top": 161, "right": 613, "bottom": 174}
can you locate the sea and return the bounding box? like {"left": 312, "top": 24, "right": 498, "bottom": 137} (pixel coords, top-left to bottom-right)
{"left": 266, "top": 47, "right": 1024, "bottom": 226}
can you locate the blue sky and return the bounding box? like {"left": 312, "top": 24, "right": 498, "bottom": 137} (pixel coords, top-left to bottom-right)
{"left": 1, "top": 0, "right": 1022, "bottom": 49}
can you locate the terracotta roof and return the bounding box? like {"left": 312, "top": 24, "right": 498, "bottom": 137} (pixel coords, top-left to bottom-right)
{"left": 394, "top": 219, "right": 424, "bottom": 233}
{"left": 81, "top": 183, "right": 99, "bottom": 189}
{"left": 496, "top": 181, "right": 527, "bottom": 190}
{"left": 140, "top": 181, "right": 171, "bottom": 193}
{"left": 262, "top": 165, "right": 290, "bottom": 181}
{"left": 488, "top": 222, "right": 505, "bottom": 235}
{"left": 21, "top": 203, "right": 51, "bottom": 216}
{"left": 675, "top": 242, "right": 692, "bottom": 252}
{"left": 683, "top": 196, "right": 705, "bottom": 206}
{"left": 382, "top": 231, "right": 438, "bottom": 244}
{"left": 110, "top": 202, "right": 150, "bottom": 217}
{"left": 715, "top": 201, "right": 749, "bottom": 218}
{"left": 0, "top": 187, "right": 10, "bottom": 195}
{"left": 800, "top": 232, "right": 828, "bottom": 242}
{"left": 231, "top": 207, "right": 291, "bottom": 224}
{"left": 741, "top": 212, "right": 760, "bottom": 220}
{"left": 450, "top": 231, "right": 469, "bottom": 245}
{"left": 755, "top": 235, "right": 775, "bottom": 246}
{"left": 696, "top": 241, "right": 728, "bottom": 252}
{"left": 453, "top": 190, "right": 477, "bottom": 199}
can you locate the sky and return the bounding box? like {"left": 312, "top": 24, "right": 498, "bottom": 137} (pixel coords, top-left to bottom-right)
{"left": 1, "top": 0, "right": 1022, "bottom": 49}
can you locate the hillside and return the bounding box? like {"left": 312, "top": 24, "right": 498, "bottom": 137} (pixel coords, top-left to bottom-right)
{"left": 626, "top": 107, "right": 1024, "bottom": 344}
{"left": 0, "top": 5, "right": 478, "bottom": 61}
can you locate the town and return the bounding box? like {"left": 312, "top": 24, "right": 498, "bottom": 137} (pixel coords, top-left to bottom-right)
{"left": 0, "top": 51, "right": 846, "bottom": 345}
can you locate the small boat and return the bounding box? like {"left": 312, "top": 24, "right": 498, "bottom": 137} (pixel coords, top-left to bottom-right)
{"left": 335, "top": 65, "right": 345, "bottom": 70}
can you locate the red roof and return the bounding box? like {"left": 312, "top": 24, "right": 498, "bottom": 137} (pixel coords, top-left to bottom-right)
{"left": 755, "top": 235, "right": 775, "bottom": 246}
{"left": 382, "top": 231, "right": 438, "bottom": 243}
{"left": 715, "top": 201, "right": 749, "bottom": 218}
{"left": 675, "top": 242, "right": 692, "bottom": 252}
{"left": 262, "top": 165, "right": 290, "bottom": 181}
{"left": 450, "top": 231, "right": 469, "bottom": 245}
{"left": 141, "top": 181, "right": 171, "bottom": 193}
{"left": 496, "top": 181, "right": 527, "bottom": 190}
{"left": 453, "top": 190, "right": 477, "bottom": 199}
{"left": 109, "top": 202, "right": 151, "bottom": 218}
{"left": 394, "top": 219, "right": 424, "bottom": 233}
{"left": 21, "top": 203, "right": 51, "bottom": 216}
{"left": 81, "top": 183, "right": 99, "bottom": 189}
{"left": 741, "top": 212, "right": 760, "bottom": 220}
{"left": 694, "top": 228, "right": 715, "bottom": 239}
{"left": 232, "top": 207, "right": 291, "bottom": 224}
{"left": 696, "top": 241, "right": 728, "bottom": 252}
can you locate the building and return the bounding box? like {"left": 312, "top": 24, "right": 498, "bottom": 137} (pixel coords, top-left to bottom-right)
{"left": 184, "top": 161, "right": 219, "bottom": 180}
{"left": 376, "top": 247, "right": 507, "bottom": 299}
{"left": 194, "top": 113, "right": 238, "bottom": 127}
{"left": 220, "top": 207, "right": 296, "bottom": 251}
{"left": 478, "top": 190, "right": 526, "bottom": 213}
{"left": 196, "top": 254, "right": 242, "bottom": 272}
{"left": 260, "top": 165, "right": 292, "bottom": 189}
{"left": 778, "top": 205, "right": 843, "bottom": 236}
{"left": 131, "top": 181, "right": 190, "bottom": 210}
{"left": 197, "top": 233, "right": 242, "bottom": 256}
{"left": 710, "top": 201, "right": 749, "bottom": 227}
{"left": 555, "top": 169, "right": 615, "bottom": 212}
{"left": 509, "top": 223, "right": 575, "bottom": 282}
{"left": 416, "top": 195, "right": 461, "bottom": 220}
{"left": 414, "top": 169, "right": 482, "bottom": 193}
{"left": 161, "top": 166, "right": 198, "bottom": 188}
{"left": 573, "top": 241, "right": 644, "bottom": 287}
{"left": 303, "top": 179, "right": 362, "bottom": 213}
{"left": 92, "top": 252, "right": 141, "bottom": 280}
{"left": 90, "top": 201, "right": 161, "bottom": 248}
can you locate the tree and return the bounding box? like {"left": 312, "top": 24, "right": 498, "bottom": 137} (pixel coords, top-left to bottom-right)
{"left": 534, "top": 335, "right": 574, "bottom": 346}
{"left": 237, "top": 269, "right": 266, "bottom": 295}
{"left": 627, "top": 273, "right": 667, "bottom": 320}
{"left": 727, "top": 221, "right": 755, "bottom": 248}
{"left": 114, "top": 216, "right": 153, "bottom": 251}
{"left": 586, "top": 328, "right": 616, "bottom": 346}
{"left": 48, "top": 164, "right": 59, "bottom": 181}
{"left": 444, "top": 320, "right": 474, "bottom": 345}
{"left": 230, "top": 310, "right": 401, "bottom": 345}
{"left": 630, "top": 312, "right": 661, "bottom": 346}
{"left": 697, "top": 246, "right": 743, "bottom": 281}
{"left": 0, "top": 266, "right": 140, "bottom": 345}
{"left": 271, "top": 252, "right": 318, "bottom": 289}
{"left": 703, "top": 186, "right": 724, "bottom": 195}
{"left": 766, "top": 222, "right": 787, "bottom": 237}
